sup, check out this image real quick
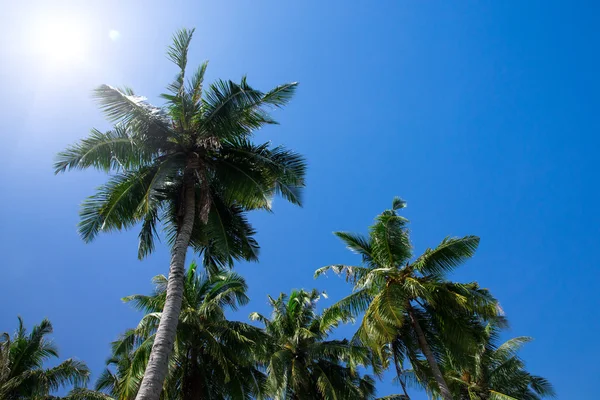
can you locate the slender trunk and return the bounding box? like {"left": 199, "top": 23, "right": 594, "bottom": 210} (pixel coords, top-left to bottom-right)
{"left": 407, "top": 305, "right": 453, "bottom": 400}
{"left": 392, "top": 343, "right": 410, "bottom": 399}
{"left": 135, "top": 165, "right": 197, "bottom": 400}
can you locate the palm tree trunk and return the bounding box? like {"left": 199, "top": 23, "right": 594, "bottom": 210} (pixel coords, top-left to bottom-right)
{"left": 135, "top": 167, "right": 197, "bottom": 400}
{"left": 407, "top": 305, "right": 453, "bottom": 400}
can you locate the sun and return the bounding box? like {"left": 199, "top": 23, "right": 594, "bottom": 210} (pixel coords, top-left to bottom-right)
{"left": 31, "top": 16, "right": 89, "bottom": 64}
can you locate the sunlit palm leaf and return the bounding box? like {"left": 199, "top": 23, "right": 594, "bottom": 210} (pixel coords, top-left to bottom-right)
{"left": 412, "top": 236, "right": 480, "bottom": 276}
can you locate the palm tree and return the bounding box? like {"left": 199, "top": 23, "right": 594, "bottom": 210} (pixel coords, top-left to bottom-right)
{"left": 64, "top": 349, "right": 141, "bottom": 400}
{"left": 250, "top": 289, "right": 377, "bottom": 399}
{"left": 0, "top": 318, "right": 89, "bottom": 399}
{"left": 315, "top": 198, "right": 500, "bottom": 400}
{"left": 69, "top": 262, "right": 266, "bottom": 400}
{"left": 55, "top": 28, "right": 306, "bottom": 400}
{"left": 123, "top": 261, "right": 266, "bottom": 399}
{"left": 435, "top": 323, "right": 555, "bottom": 400}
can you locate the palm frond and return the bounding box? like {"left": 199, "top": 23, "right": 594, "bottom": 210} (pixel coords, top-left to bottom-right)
{"left": 93, "top": 85, "right": 170, "bottom": 141}
{"left": 166, "top": 28, "right": 194, "bottom": 74}
{"left": 412, "top": 236, "right": 480, "bottom": 276}
{"left": 39, "top": 359, "right": 90, "bottom": 392}
{"left": 189, "top": 61, "right": 209, "bottom": 105}
{"left": 219, "top": 139, "right": 307, "bottom": 207}
{"left": 78, "top": 168, "right": 157, "bottom": 243}
{"left": 54, "top": 126, "right": 152, "bottom": 174}
{"left": 392, "top": 197, "right": 407, "bottom": 211}
{"left": 199, "top": 197, "right": 260, "bottom": 266}
{"left": 334, "top": 232, "right": 374, "bottom": 265}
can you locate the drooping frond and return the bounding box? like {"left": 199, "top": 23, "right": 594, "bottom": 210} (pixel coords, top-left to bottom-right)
{"left": 333, "top": 232, "right": 375, "bottom": 265}
{"left": 93, "top": 85, "right": 170, "bottom": 140}
{"left": 36, "top": 359, "right": 90, "bottom": 393}
{"left": 54, "top": 126, "right": 152, "bottom": 174}
{"left": 325, "top": 288, "right": 374, "bottom": 319}
{"left": 201, "top": 197, "right": 260, "bottom": 267}
{"left": 78, "top": 168, "right": 157, "bottom": 243}
{"left": 219, "top": 138, "right": 307, "bottom": 207}
{"left": 137, "top": 206, "right": 159, "bottom": 260}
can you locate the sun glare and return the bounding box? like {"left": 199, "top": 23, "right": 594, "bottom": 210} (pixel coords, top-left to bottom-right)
{"left": 31, "top": 16, "right": 89, "bottom": 64}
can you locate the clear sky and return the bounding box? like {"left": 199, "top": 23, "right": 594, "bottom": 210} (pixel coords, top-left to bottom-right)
{"left": 1, "top": 0, "right": 598, "bottom": 398}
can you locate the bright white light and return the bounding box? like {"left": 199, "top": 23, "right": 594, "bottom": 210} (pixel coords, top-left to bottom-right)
{"left": 31, "top": 16, "right": 89, "bottom": 64}
{"left": 109, "top": 30, "right": 120, "bottom": 41}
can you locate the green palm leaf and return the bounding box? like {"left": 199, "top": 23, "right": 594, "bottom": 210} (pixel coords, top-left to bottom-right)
{"left": 54, "top": 126, "right": 151, "bottom": 173}
{"left": 412, "top": 236, "right": 480, "bottom": 276}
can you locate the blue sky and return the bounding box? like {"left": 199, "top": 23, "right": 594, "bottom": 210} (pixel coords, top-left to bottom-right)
{"left": 1, "top": 0, "right": 598, "bottom": 397}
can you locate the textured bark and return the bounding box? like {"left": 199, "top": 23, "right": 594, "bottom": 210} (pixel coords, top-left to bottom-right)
{"left": 408, "top": 306, "right": 453, "bottom": 400}
{"left": 135, "top": 166, "right": 197, "bottom": 400}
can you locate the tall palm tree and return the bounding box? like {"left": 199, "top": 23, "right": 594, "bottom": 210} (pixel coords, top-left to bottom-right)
{"left": 0, "top": 318, "right": 89, "bottom": 399}
{"left": 434, "top": 323, "right": 555, "bottom": 400}
{"left": 315, "top": 198, "right": 500, "bottom": 400}
{"left": 69, "top": 262, "right": 266, "bottom": 400}
{"left": 55, "top": 28, "right": 306, "bottom": 400}
{"left": 250, "top": 289, "right": 377, "bottom": 399}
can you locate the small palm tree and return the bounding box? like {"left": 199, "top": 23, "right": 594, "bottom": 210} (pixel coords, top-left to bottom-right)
{"left": 70, "top": 262, "right": 266, "bottom": 400}
{"left": 123, "top": 261, "right": 266, "bottom": 399}
{"left": 437, "top": 323, "right": 555, "bottom": 400}
{"left": 0, "top": 318, "right": 89, "bottom": 399}
{"left": 55, "top": 28, "right": 306, "bottom": 400}
{"left": 315, "top": 198, "right": 500, "bottom": 400}
{"left": 64, "top": 349, "right": 142, "bottom": 400}
{"left": 250, "top": 289, "right": 377, "bottom": 399}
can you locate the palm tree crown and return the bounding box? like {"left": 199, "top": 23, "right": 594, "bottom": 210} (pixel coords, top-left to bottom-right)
{"left": 55, "top": 27, "right": 306, "bottom": 267}
{"left": 0, "top": 318, "right": 89, "bottom": 399}
{"left": 250, "top": 289, "right": 377, "bottom": 399}
{"left": 55, "top": 27, "right": 306, "bottom": 400}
